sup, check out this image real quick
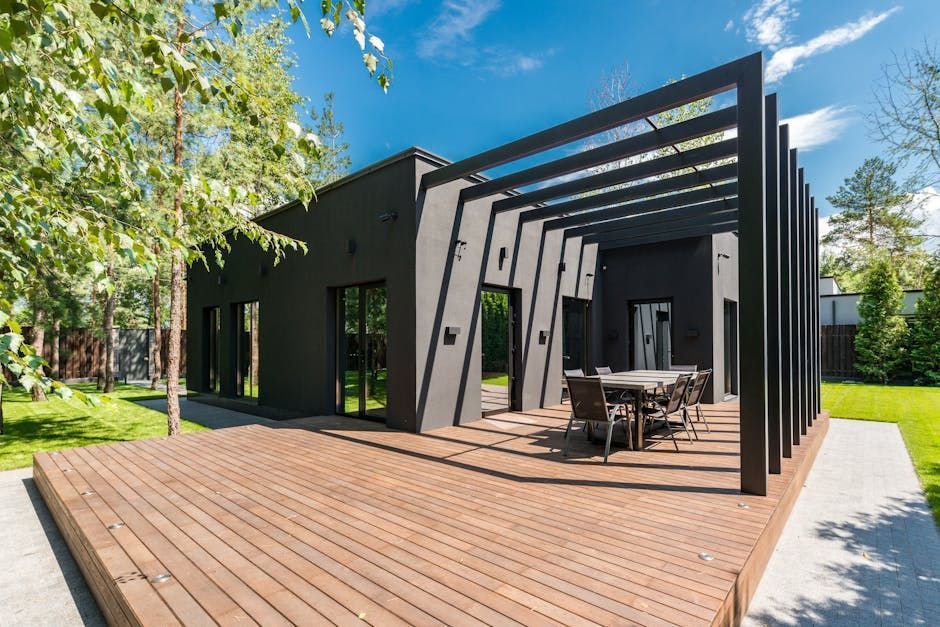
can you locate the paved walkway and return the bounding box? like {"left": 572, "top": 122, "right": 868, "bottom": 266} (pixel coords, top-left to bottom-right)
{"left": 745, "top": 419, "right": 940, "bottom": 626}
{"left": 135, "top": 397, "right": 280, "bottom": 429}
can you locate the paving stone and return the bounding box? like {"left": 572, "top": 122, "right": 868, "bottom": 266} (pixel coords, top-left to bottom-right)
{"left": 744, "top": 419, "right": 940, "bottom": 626}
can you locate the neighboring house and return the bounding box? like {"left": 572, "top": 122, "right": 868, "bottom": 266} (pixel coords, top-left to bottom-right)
{"left": 819, "top": 276, "right": 922, "bottom": 326}
{"left": 186, "top": 146, "right": 741, "bottom": 432}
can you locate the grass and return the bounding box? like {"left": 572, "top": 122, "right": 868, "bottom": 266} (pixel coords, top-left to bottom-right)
{"left": 822, "top": 381, "right": 940, "bottom": 526}
{"left": 0, "top": 382, "right": 208, "bottom": 471}
{"left": 343, "top": 370, "right": 388, "bottom": 413}
{"left": 482, "top": 372, "right": 509, "bottom": 387}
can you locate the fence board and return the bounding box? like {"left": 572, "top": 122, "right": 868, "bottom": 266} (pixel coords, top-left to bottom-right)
{"left": 820, "top": 324, "right": 858, "bottom": 379}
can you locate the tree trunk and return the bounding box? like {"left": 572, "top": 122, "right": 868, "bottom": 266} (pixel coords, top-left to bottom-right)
{"left": 150, "top": 255, "right": 162, "bottom": 390}
{"left": 103, "top": 261, "right": 116, "bottom": 393}
{"left": 165, "top": 11, "right": 186, "bottom": 436}
{"left": 30, "top": 308, "right": 47, "bottom": 401}
{"left": 50, "top": 319, "right": 60, "bottom": 379}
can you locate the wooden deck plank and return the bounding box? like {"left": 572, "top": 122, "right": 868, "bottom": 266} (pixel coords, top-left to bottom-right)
{"left": 32, "top": 403, "right": 829, "bottom": 627}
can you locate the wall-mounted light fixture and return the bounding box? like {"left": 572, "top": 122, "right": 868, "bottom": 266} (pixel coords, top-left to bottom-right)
{"left": 453, "top": 239, "right": 467, "bottom": 260}
{"left": 378, "top": 211, "right": 398, "bottom": 222}
{"left": 558, "top": 261, "right": 566, "bottom": 273}
{"left": 445, "top": 326, "right": 461, "bottom": 337}
{"left": 539, "top": 330, "right": 550, "bottom": 344}
{"left": 498, "top": 246, "right": 508, "bottom": 270}
{"left": 258, "top": 265, "right": 268, "bottom": 277}
{"left": 716, "top": 252, "right": 730, "bottom": 274}
{"left": 217, "top": 275, "right": 227, "bottom": 286}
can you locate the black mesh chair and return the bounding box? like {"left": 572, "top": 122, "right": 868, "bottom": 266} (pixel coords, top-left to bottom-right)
{"left": 684, "top": 369, "right": 712, "bottom": 433}
{"left": 642, "top": 373, "right": 694, "bottom": 450}
{"left": 564, "top": 368, "right": 585, "bottom": 377}
{"left": 595, "top": 366, "right": 613, "bottom": 375}
{"left": 563, "top": 376, "right": 631, "bottom": 463}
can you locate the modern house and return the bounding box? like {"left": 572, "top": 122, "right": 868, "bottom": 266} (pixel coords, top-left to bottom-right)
{"left": 819, "top": 275, "right": 923, "bottom": 325}
{"left": 187, "top": 52, "right": 822, "bottom": 496}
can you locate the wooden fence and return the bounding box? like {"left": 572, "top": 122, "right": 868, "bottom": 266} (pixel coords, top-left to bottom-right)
{"left": 820, "top": 324, "right": 859, "bottom": 379}
{"left": 20, "top": 327, "right": 186, "bottom": 381}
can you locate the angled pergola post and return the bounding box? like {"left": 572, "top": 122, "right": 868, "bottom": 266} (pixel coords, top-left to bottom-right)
{"left": 778, "top": 124, "right": 793, "bottom": 458}
{"left": 804, "top": 180, "right": 813, "bottom": 428}
{"left": 789, "top": 149, "right": 802, "bottom": 446}
{"left": 764, "top": 94, "right": 782, "bottom": 475}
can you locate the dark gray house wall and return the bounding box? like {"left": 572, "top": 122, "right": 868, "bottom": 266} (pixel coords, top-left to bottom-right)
{"left": 187, "top": 148, "right": 597, "bottom": 432}
{"left": 186, "top": 150, "right": 419, "bottom": 431}
{"left": 593, "top": 233, "right": 738, "bottom": 403}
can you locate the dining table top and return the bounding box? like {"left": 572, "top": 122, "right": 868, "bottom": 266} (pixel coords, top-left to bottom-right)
{"left": 571, "top": 369, "right": 696, "bottom": 391}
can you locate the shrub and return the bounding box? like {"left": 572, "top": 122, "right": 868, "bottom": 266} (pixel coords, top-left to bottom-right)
{"left": 855, "top": 258, "right": 908, "bottom": 383}
{"left": 910, "top": 257, "right": 940, "bottom": 385}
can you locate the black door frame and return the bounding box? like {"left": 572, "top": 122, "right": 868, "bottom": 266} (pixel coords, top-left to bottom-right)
{"left": 724, "top": 298, "right": 739, "bottom": 397}
{"left": 336, "top": 281, "right": 387, "bottom": 421}
{"left": 480, "top": 285, "right": 521, "bottom": 416}
{"left": 561, "top": 297, "right": 591, "bottom": 374}
{"left": 627, "top": 297, "right": 674, "bottom": 371}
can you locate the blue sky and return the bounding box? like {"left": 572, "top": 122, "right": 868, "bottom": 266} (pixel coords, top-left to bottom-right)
{"left": 286, "top": 0, "right": 939, "bottom": 223}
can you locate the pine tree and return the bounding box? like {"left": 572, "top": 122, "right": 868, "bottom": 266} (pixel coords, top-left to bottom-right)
{"left": 910, "top": 256, "right": 940, "bottom": 385}
{"left": 855, "top": 257, "right": 908, "bottom": 383}
{"left": 824, "top": 157, "right": 927, "bottom": 288}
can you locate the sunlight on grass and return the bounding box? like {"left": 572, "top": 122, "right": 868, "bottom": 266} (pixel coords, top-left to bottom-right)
{"left": 482, "top": 373, "right": 509, "bottom": 387}
{"left": 822, "top": 382, "right": 940, "bottom": 526}
{"left": 0, "top": 383, "right": 208, "bottom": 471}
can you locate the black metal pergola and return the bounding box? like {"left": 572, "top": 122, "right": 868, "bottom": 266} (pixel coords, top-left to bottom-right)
{"left": 421, "top": 53, "right": 821, "bottom": 495}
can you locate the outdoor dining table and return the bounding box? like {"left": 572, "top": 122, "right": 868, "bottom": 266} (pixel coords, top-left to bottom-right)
{"left": 576, "top": 369, "right": 694, "bottom": 450}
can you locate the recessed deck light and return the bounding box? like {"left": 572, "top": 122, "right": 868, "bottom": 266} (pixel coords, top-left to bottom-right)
{"left": 149, "top": 573, "right": 172, "bottom": 584}
{"left": 81, "top": 491, "right": 95, "bottom": 497}
{"left": 737, "top": 502, "right": 750, "bottom": 509}
{"left": 698, "top": 552, "right": 715, "bottom": 561}
{"left": 107, "top": 522, "right": 125, "bottom": 530}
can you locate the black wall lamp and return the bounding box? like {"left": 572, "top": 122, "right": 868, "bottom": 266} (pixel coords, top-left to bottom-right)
{"left": 378, "top": 211, "right": 398, "bottom": 222}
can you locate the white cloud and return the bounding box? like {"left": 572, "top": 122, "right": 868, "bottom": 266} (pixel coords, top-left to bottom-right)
{"left": 724, "top": 19, "right": 735, "bottom": 32}
{"left": 744, "top": 0, "right": 799, "bottom": 50}
{"left": 913, "top": 187, "right": 940, "bottom": 251}
{"left": 417, "top": 0, "right": 501, "bottom": 61}
{"left": 781, "top": 105, "right": 854, "bottom": 151}
{"left": 765, "top": 7, "right": 900, "bottom": 83}
{"left": 480, "top": 47, "right": 554, "bottom": 76}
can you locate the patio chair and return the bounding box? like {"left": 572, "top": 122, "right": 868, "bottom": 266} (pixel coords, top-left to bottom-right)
{"left": 563, "top": 376, "right": 632, "bottom": 463}
{"left": 641, "top": 373, "right": 694, "bottom": 450}
{"left": 684, "top": 369, "right": 712, "bottom": 433}
{"left": 669, "top": 364, "right": 698, "bottom": 372}
{"left": 564, "top": 368, "right": 585, "bottom": 377}
{"left": 595, "top": 366, "right": 613, "bottom": 375}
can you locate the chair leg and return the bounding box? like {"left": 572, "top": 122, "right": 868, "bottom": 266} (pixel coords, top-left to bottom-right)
{"left": 696, "top": 404, "right": 710, "bottom": 432}
{"left": 678, "top": 410, "right": 694, "bottom": 442}
{"left": 603, "top": 422, "right": 614, "bottom": 463}
{"left": 661, "top": 415, "right": 679, "bottom": 451}
{"left": 684, "top": 407, "right": 699, "bottom": 440}
{"left": 564, "top": 417, "right": 573, "bottom": 457}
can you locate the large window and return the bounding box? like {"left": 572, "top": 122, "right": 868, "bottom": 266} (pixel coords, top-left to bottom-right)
{"left": 337, "top": 284, "right": 387, "bottom": 419}
{"left": 203, "top": 307, "right": 220, "bottom": 394}
{"left": 234, "top": 301, "right": 260, "bottom": 399}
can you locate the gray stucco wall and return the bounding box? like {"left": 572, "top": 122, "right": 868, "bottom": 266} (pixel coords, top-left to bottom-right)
{"left": 413, "top": 157, "right": 596, "bottom": 430}
{"left": 711, "top": 232, "right": 740, "bottom": 403}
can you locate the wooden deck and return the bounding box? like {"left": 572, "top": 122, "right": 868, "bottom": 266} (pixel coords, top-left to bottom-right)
{"left": 34, "top": 403, "right": 828, "bottom": 626}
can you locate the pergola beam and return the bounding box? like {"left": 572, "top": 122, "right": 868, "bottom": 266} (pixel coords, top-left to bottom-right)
{"left": 520, "top": 162, "right": 737, "bottom": 223}
{"left": 460, "top": 107, "right": 737, "bottom": 201}
{"left": 547, "top": 182, "right": 738, "bottom": 232}
{"left": 497, "top": 140, "right": 738, "bottom": 213}
{"left": 594, "top": 221, "right": 738, "bottom": 250}
{"left": 421, "top": 54, "right": 754, "bottom": 188}
{"left": 583, "top": 209, "right": 739, "bottom": 244}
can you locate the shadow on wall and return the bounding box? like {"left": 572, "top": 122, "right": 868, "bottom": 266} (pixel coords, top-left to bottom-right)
{"left": 746, "top": 494, "right": 940, "bottom": 626}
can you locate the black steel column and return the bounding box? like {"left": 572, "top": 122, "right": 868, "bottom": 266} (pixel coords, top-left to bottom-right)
{"left": 804, "top": 181, "right": 813, "bottom": 428}
{"left": 737, "top": 54, "right": 769, "bottom": 495}
{"left": 797, "top": 166, "right": 808, "bottom": 436}
{"left": 764, "top": 95, "right": 782, "bottom": 474}
{"left": 789, "top": 149, "right": 801, "bottom": 446}
{"left": 778, "top": 125, "right": 793, "bottom": 458}
{"left": 812, "top": 196, "right": 821, "bottom": 415}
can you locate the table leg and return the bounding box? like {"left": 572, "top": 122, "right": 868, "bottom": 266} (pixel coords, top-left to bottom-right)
{"left": 634, "top": 388, "right": 645, "bottom": 450}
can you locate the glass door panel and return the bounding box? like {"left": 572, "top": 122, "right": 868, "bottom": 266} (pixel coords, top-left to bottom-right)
{"left": 364, "top": 286, "right": 388, "bottom": 418}
{"left": 235, "top": 301, "right": 259, "bottom": 399}
{"left": 337, "top": 283, "right": 388, "bottom": 420}
{"left": 632, "top": 301, "right": 672, "bottom": 370}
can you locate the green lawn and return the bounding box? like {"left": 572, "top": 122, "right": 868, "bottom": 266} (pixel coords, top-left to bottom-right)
{"left": 822, "top": 382, "right": 940, "bottom": 526}
{"left": 0, "top": 383, "right": 208, "bottom": 471}
{"left": 482, "top": 372, "right": 509, "bottom": 387}
{"left": 343, "top": 370, "right": 388, "bottom": 413}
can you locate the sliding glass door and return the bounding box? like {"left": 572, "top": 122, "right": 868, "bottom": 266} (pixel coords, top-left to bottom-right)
{"left": 234, "top": 301, "right": 259, "bottom": 399}
{"left": 203, "top": 306, "right": 220, "bottom": 394}
{"left": 631, "top": 300, "right": 672, "bottom": 370}
{"left": 338, "top": 284, "right": 388, "bottom": 419}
